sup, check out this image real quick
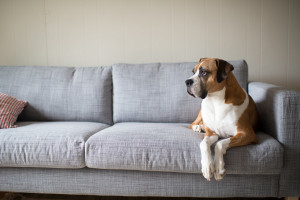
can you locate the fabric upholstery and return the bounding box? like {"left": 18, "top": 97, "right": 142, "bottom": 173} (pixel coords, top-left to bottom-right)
{"left": 228, "top": 60, "right": 248, "bottom": 91}
{"left": 112, "top": 60, "right": 248, "bottom": 123}
{"left": 86, "top": 123, "right": 283, "bottom": 175}
{"left": 0, "top": 66, "right": 113, "bottom": 124}
{"left": 0, "top": 167, "right": 279, "bottom": 197}
{"left": 0, "top": 121, "right": 109, "bottom": 168}
{"left": 249, "top": 82, "right": 300, "bottom": 197}
{"left": 0, "top": 92, "right": 27, "bottom": 129}
{"left": 1, "top": 63, "right": 296, "bottom": 197}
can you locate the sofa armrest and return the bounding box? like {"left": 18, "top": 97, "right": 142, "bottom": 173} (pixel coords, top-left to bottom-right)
{"left": 248, "top": 82, "right": 300, "bottom": 197}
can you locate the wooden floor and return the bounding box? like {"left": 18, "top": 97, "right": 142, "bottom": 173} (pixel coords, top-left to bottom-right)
{"left": 0, "top": 193, "right": 287, "bottom": 200}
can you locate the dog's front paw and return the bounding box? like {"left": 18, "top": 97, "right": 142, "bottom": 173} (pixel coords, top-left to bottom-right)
{"left": 214, "top": 166, "right": 226, "bottom": 181}
{"left": 192, "top": 125, "right": 201, "bottom": 132}
{"left": 201, "top": 158, "right": 215, "bottom": 181}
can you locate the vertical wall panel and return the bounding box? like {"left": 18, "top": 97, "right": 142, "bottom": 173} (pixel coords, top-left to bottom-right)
{"left": 221, "top": 0, "right": 247, "bottom": 60}
{"left": 185, "top": 0, "right": 206, "bottom": 61}
{"left": 0, "top": 1, "right": 15, "bottom": 65}
{"left": 171, "top": 0, "right": 186, "bottom": 62}
{"left": 205, "top": 0, "right": 221, "bottom": 58}
{"left": 123, "top": 0, "right": 152, "bottom": 63}
{"left": 246, "top": 0, "right": 261, "bottom": 82}
{"left": 287, "top": 0, "right": 300, "bottom": 90}
{"left": 151, "top": 0, "right": 172, "bottom": 62}
{"left": 11, "top": 0, "right": 47, "bottom": 66}
{"left": 261, "top": 0, "right": 289, "bottom": 86}
{"left": 97, "top": 0, "right": 125, "bottom": 66}
{"left": 25, "top": 0, "right": 47, "bottom": 66}
{"left": 82, "top": 0, "right": 99, "bottom": 66}
{"left": 57, "top": 0, "right": 86, "bottom": 66}
{"left": 46, "top": 0, "right": 88, "bottom": 66}
{"left": 12, "top": 0, "right": 30, "bottom": 65}
{"left": 45, "top": 0, "right": 60, "bottom": 66}
{"left": 0, "top": 0, "right": 299, "bottom": 90}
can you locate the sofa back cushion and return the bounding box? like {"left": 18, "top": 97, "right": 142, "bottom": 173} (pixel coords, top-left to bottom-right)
{"left": 0, "top": 66, "right": 112, "bottom": 124}
{"left": 112, "top": 60, "right": 248, "bottom": 123}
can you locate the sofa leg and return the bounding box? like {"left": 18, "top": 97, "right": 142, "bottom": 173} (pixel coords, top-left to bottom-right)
{"left": 285, "top": 197, "right": 298, "bottom": 200}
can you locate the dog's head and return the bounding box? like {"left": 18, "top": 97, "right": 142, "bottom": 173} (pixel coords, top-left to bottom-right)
{"left": 185, "top": 58, "right": 234, "bottom": 99}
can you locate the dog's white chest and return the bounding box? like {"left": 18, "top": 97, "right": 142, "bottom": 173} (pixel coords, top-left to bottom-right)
{"left": 201, "top": 87, "right": 249, "bottom": 138}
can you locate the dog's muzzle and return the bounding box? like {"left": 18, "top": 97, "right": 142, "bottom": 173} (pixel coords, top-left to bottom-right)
{"left": 185, "top": 79, "right": 193, "bottom": 87}
{"left": 185, "top": 79, "right": 195, "bottom": 97}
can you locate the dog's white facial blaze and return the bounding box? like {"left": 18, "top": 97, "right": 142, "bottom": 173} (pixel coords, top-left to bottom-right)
{"left": 187, "top": 61, "right": 212, "bottom": 98}
{"left": 188, "top": 69, "right": 200, "bottom": 97}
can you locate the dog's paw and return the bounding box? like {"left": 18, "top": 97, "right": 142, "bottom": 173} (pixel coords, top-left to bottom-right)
{"left": 214, "top": 165, "right": 226, "bottom": 181}
{"left": 199, "top": 124, "right": 205, "bottom": 132}
{"left": 201, "top": 159, "right": 215, "bottom": 181}
{"left": 192, "top": 125, "right": 201, "bottom": 132}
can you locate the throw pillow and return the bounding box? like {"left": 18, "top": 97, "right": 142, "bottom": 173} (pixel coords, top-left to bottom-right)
{"left": 0, "top": 92, "right": 27, "bottom": 129}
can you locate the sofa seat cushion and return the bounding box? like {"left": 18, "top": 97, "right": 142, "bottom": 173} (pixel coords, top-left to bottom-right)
{"left": 85, "top": 123, "right": 283, "bottom": 175}
{"left": 0, "top": 121, "right": 109, "bottom": 168}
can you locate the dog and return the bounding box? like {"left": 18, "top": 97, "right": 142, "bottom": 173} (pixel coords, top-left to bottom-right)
{"left": 185, "top": 58, "right": 259, "bottom": 181}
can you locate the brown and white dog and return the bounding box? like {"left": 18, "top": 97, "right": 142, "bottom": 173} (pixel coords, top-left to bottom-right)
{"left": 185, "top": 58, "right": 259, "bottom": 181}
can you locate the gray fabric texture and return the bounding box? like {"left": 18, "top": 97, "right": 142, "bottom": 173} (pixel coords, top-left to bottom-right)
{"left": 86, "top": 123, "right": 283, "bottom": 175}
{"left": 112, "top": 60, "right": 248, "bottom": 123}
{"left": 0, "top": 167, "right": 280, "bottom": 197}
{"left": 0, "top": 121, "right": 109, "bottom": 168}
{"left": 249, "top": 82, "right": 300, "bottom": 197}
{"left": 0, "top": 66, "right": 113, "bottom": 124}
{"left": 228, "top": 60, "right": 248, "bottom": 91}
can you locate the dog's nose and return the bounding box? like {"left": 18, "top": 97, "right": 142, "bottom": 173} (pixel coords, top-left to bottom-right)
{"left": 185, "top": 79, "right": 194, "bottom": 87}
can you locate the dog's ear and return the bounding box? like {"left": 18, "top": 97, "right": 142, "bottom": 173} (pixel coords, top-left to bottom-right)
{"left": 216, "top": 59, "right": 234, "bottom": 83}
{"left": 199, "top": 58, "right": 207, "bottom": 62}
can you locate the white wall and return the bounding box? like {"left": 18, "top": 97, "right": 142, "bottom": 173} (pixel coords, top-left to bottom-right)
{"left": 0, "top": 0, "right": 299, "bottom": 90}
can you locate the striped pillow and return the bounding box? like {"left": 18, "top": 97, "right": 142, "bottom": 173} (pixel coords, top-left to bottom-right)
{"left": 0, "top": 92, "right": 27, "bottom": 129}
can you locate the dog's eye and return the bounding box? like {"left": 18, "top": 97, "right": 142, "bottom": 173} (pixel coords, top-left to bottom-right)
{"left": 201, "top": 71, "right": 207, "bottom": 76}
{"left": 200, "top": 70, "right": 208, "bottom": 77}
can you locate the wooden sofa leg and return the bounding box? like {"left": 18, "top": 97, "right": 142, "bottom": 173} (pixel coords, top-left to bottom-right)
{"left": 285, "top": 197, "right": 298, "bottom": 200}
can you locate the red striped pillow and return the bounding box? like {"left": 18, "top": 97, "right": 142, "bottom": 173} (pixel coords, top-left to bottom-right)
{"left": 0, "top": 92, "right": 27, "bottom": 129}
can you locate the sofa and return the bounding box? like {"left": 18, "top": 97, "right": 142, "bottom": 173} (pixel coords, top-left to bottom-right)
{"left": 0, "top": 61, "right": 299, "bottom": 198}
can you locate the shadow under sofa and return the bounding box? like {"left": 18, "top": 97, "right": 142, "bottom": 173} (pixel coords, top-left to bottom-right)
{"left": 0, "top": 61, "right": 299, "bottom": 198}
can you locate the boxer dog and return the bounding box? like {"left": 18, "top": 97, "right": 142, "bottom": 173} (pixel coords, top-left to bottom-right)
{"left": 185, "top": 58, "right": 258, "bottom": 181}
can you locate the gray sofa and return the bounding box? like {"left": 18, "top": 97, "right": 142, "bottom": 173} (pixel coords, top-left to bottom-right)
{"left": 0, "top": 61, "right": 299, "bottom": 198}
